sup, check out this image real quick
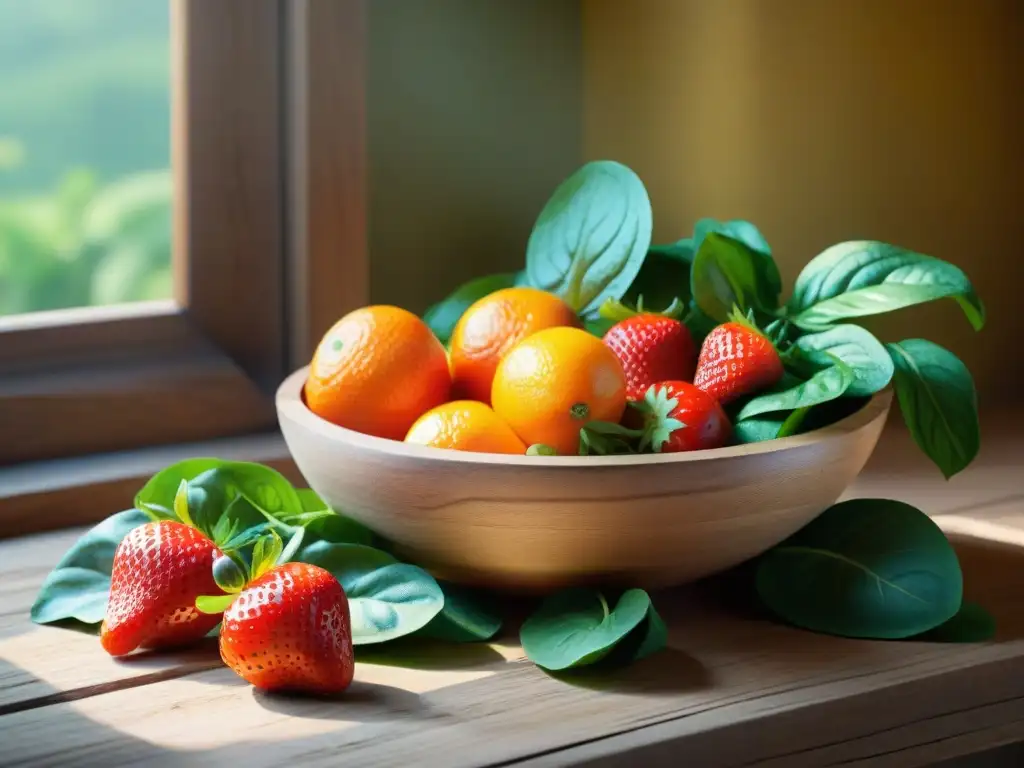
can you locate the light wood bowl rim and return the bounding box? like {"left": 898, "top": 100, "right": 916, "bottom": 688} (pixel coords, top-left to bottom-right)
{"left": 276, "top": 366, "right": 893, "bottom": 468}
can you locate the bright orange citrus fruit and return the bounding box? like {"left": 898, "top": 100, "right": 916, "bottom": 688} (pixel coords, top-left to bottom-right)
{"left": 305, "top": 305, "right": 450, "bottom": 440}
{"left": 404, "top": 400, "right": 527, "bottom": 455}
{"left": 491, "top": 326, "right": 627, "bottom": 455}
{"left": 448, "top": 287, "right": 580, "bottom": 404}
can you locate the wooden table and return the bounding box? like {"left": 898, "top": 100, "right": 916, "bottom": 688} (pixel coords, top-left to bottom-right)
{"left": 2, "top": 416, "right": 1023, "bottom": 767}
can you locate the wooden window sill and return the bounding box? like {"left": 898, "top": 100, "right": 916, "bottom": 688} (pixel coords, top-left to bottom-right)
{"left": 0, "top": 432, "right": 300, "bottom": 540}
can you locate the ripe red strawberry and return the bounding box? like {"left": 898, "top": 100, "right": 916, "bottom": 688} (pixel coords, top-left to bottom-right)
{"left": 602, "top": 314, "right": 697, "bottom": 400}
{"left": 693, "top": 320, "right": 783, "bottom": 404}
{"left": 219, "top": 562, "right": 354, "bottom": 695}
{"left": 635, "top": 380, "right": 732, "bottom": 452}
{"left": 100, "top": 520, "right": 224, "bottom": 657}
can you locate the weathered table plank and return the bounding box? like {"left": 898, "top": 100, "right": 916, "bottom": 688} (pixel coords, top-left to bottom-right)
{"left": 0, "top": 414, "right": 1022, "bottom": 767}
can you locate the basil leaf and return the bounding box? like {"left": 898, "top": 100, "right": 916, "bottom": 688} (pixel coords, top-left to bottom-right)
{"left": 788, "top": 241, "right": 985, "bottom": 331}
{"left": 31, "top": 509, "right": 151, "bottom": 627}
{"left": 791, "top": 324, "right": 894, "bottom": 396}
{"left": 423, "top": 272, "right": 524, "bottom": 344}
{"left": 525, "top": 160, "right": 652, "bottom": 319}
{"left": 691, "top": 232, "right": 782, "bottom": 323}
{"left": 887, "top": 339, "right": 980, "bottom": 479}
{"left": 416, "top": 582, "right": 502, "bottom": 643}
{"left": 300, "top": 542, "right": 443, "bottom": 644}
{"left": 738, "top": 358, "right": 855, "bottom": 421}
{"left": 756, "top": 498, "right": 963, "bottom": 639}
{"left": 520, "top": 588, "right": 665, "bottom": 671}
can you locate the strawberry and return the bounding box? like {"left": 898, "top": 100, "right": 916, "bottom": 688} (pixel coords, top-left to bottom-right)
{"left": 634, "top": 381, "right": 732, "bottom": 452}
{"left": 602, "top": 313, "right": 697, "bottom": 401}
{"left": 219, "top": 562, "right": 354, "bottom": 695}
{"left": 693, "top": 317, "right": 784, "bottom": 405}
{"left": 100, "top": 520, "right": 224, "bottom": 657}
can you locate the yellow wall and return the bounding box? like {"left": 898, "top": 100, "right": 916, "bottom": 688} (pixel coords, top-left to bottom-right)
{"left": 368, "top": 0, "right": 582, "bottom": 314}
{"left": 584, "top": 0, "right": 1022, "bottom": 402}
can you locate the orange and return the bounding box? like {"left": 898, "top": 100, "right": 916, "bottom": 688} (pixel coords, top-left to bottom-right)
{"left": 491, "top": 326, "right": 627, "bottom": 455}
{"left": 305, "top": 305, "right": 450, "bottom": 440}
{"left": 448, "top": 286, "right": 580, "bottom": 404}
{"left": 404, "top": 400, "right": 527, "bottom": 455}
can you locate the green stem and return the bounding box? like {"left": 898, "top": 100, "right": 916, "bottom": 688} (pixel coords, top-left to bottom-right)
{"left": 597, "top": 592, "right": 610, "bottom": 620}
{"left": 777, "top": 407, "right": 810, "bottom": 438}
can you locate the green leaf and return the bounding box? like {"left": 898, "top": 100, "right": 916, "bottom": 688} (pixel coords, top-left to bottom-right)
{"left": 416, "top": 582, "right": 502, "bottom": 642}
{"left": 520, "top": 588, "right": 666, "bottom": 671}
{"left": 172, "top": 479, "right": 194, "bottom": 527}
{"left": 135, "top": 459, "right": 304, "bottom": 547}
{"left": 525, "top": 160, "right": 653, "bottom": 319}
{"left": 756, "top": 498, "right": 963, "bottom": 639}
{"left": 276, "top": 489, "right": 377, "bottom": 547}
{"left": 31, "top": 509, "right": 151, "bottom": 627}
{"left": 733, "top": 415, "right": 785, "bottom": 444}
{"left": 690, "top": 231, "right": 781, "bottom": 323}
{"left": 620, "top": 246, "right": 692, "bottom": 313}
{"left": 196, "top": 594, "right": 236, "bottom": 615}
{"left": 300, "top": 542, "right": 443, "bottom": 644}
{"left": 250, "top": 530, "right": 284, "bottom": 581}
{"left": 692, "top": 218, "right": 772, "bottom": 260}
{"left": 738, "top": 358, "right": 855, "bottom": 421}
{"left": 887, "top": 339, "right": 980, "bottom": 479}
{"left": 790, "top": 324, "right": 894, "bottom": 397}
{"left": 913, "top": 601, "right": 996, "bottom": 643}
{"left": 788, "top": 241, "right": 985, "bottom": 331}
{"left": 422, "top": 272, "right": 523, "bottom": 343}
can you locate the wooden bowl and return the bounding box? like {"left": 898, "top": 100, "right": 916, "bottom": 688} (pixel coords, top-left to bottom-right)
{"left": 276, "top": 366, "right": 892, "bottom": 591}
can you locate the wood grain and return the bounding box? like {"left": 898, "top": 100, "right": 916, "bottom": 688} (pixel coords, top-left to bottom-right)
{"left": 285, "top": 0, "right": 370, "bottom": 368}
{"left": 277, "top": 366, "right": 892, "bottom": 590}
{"left": 174, "top": 0, "right": 287, "bottom": 393}
{"left": 1, "top": 414, "right": 1022, "bottom": 766}
{"left": 0, "top": 433, "right": 301, "bottom": 539}
{"left": 1, "top": 523, "right": 1024, "bottom": 767}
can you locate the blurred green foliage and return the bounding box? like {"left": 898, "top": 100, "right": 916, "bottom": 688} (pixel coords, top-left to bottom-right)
{"left": 0, "top": 0, "right": 171, "bottom": 317}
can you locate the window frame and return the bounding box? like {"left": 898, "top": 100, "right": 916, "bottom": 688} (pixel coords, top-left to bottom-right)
{"left": 0, "top": 0, "right": 369, "bottom": 468}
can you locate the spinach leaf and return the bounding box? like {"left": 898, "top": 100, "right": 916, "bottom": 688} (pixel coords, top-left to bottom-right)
{"left": 300, "top": 541, "right": 443, "bottom": 644}
{"left": 423, "top": 271, "right": 524, "bottom": 344}
{"left": 737, "top": 358, "right": 855, "bottom": 421}
{"left": 620, "top": 245, "right": 692, "bottom": 313}
{"left": 788, "top": 241, "right": 985, "bottom": 331}
{"left": 416, "top": 582, "right": 502, "bottom": 642}
{"left": 733, "top": 415, "right": 786, "bottom": 444}
{"left": 525, "top": 161, "right": 652, "bottom": 319}
{"left": 691, "top": 232, "right": 782, "bottom": 323}
{"left": 31, "top": 509, "right": 151, "bottom": 627}
{"left": 756, "top": 498, "right": 963, "bottom": 639}
{"left": 692, "top": 217, "right": 772, "bottom": 259}
{"left": 275, "top": 488, "right": 377, "bottom": 548}
{"left": 914, "top": 601, "right": 996, "bottom": 643}
{"left": 136, "top": 460, "right": 304, "bottom": 549}
{"left": 790, "top": 324, "right": 894, "bottom": 396}
{"left": 887, "top": 339, "right": 980, "bottom": 479}
{"left": 520, "top": 588, "right": 666, "bottom": 671}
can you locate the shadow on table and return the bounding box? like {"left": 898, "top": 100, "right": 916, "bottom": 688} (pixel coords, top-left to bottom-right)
{"left": 354, "top": 636, "right": 507, "bottom": 670}
{"left": 546, "top": 646, "right": 713, "bottom": 695}
{"left": 252, "top": 678, "right": 435, "bottom": 722}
